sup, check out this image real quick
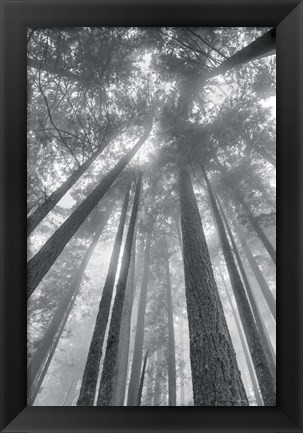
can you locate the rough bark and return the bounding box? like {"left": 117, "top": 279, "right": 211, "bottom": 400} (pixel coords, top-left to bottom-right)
{"left": 97, "top": 172, "right": 142, "bottom": 406}
{"left": 179, "top": 319, "right": 186, "bottom": 405}
{"left": 137, "top": 351, "right": 148, "bottom": 406}
{"left": 217, "top": 199, "right": 276, "bottom": 373}
{"left": 27, "top": 119, "right": 152, "bottom": 299}
{"left": 178, "top": 167, "right": 248, "bottom": 406}
{"left": 207, "top": 28, "right": 275, "bottom": 79}
{"left": 27, "top": 127, "right": 121, "bottom": 236}
{"left": 127, "top": 217, "right": 153, "bottom": 406}
{"left": 202, "top": 165, "right": 275, "bottom": 406}
{"left": 27, "top": 205, "right": 113, "bottom": 405}
{"left": 163, "top": 236, "right": 177, "bottom": 406}
{"left": 112, "top": 223, "right": 138, "bottom": 406}
{"left": 77, "top": 180, "right": 132, "bottom": 406}
{"left": 218, "top": 267, "right": 263, "bottom": 406}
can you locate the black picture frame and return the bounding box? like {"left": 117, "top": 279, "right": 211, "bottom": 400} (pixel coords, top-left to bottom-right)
{"left": 1, "top": 0, "right": 302, "bottom": 431}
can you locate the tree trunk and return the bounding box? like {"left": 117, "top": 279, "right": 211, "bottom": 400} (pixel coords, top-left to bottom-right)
{"left": 77, "top": 180, "right": 132, "bottom": 406}
{"left": 201, "top": 165, "right": 275, "bottom": 406}
{"left": 27, "top": 127, "right": 118, "bottom": 236}
{"left": 236, "top": 190, "right": 276, "bottom": 265}
{"left": 112, "top": 223, "right": 138, "bottom": 406}
{"left": 137, "top": 351, "right": 148, "bottom": 406}
{"left": 27, "top": 204, "right": 113, "bottom": 405}
{"left": 217, "top": 199, "right": 276, "bottom": 373}
{"left": 153, "top": 351, "right": 163, "bottom": 406}
{"left": 179, "top": 319, "right": 186, "bottom": 405}
{"left": 27, "top": 120, "right": 152, "bottom": 299}
{"left": 245, "top": 136, "right": 276, "bottom": 168}
{"left": 63, "top": 376, "right": 79, "bottom": 406}
{"left": 97, "top": 172, "right": 142, "bottom": 406}
{"left": 218, "top": 267, "right": 263, "bottom": 406}
{"left": 163, "top": 236, "right": 177, "bottom": 406}
{"left": 127, "top": 217, "right": 153, "bottom": 406}
{"left": 145, "top": 353, "right": 156, "bottom": 406}
{"left": 132, "top": 235, "right": 145, "bottom": 302}
{"left": 178, "top": 167, "right": 248, "bottom": 406}
{"left": 215, "top": 158, "right": 276, "bottom": 265}
{"left": 207, "top": 28, "right": 275, "bottom": 79}
{"left": 238, "top": 228, "right": 276, "bottom": 320}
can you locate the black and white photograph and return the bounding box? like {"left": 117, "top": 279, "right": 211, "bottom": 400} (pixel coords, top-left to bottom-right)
{"left": 27, "top": 27, "right": 276, "bottom": 407}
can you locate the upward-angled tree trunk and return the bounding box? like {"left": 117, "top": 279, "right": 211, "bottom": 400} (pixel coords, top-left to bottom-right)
{"left": 237, "top": 226, "right": 276, "bottom": 321}
{"left": 127, "top": 216, "right": 153, "bottom": 406}
{"left": 27, "top": 126, "right": 122, "bottom": 236}
{"left": 137, "top": 351, "right": 148, "bottom": 406}
{"left": 27, "top": 203, "right": 113, "bottom": 406}
{"left": 244, "top": 135, "right": 276, "bottom": 168}
{"left": 97, "top": 172, "right": 142, "bottom": 406}
{"left": 112, "top": 223, "right": 138, "bottom": 406}
{"left": 235, "top": 190, "right": 276, "bottom": 265}
{"left": 163, "top": 236, "right": 177, "bottom": 406}
{"left": 77, "top": 180, "right": 132, "bottom": 406}
{"left": 218, "top": 267, "right": 263, "bottom": 406}
{"left": 217, "top": 200, "right": 276, "bottom": 372}
{"left": 27, "top": 119, "right": 152, "bottom": 299}
{"left": 201, "top": 165, "right": 275, "bottom": 406}
{"left": 215, "top": 158, "right": 276, "bottom": 265}
{"left": 178, "top": 167, "right": 248, "bottom": 406}
{"left": 207, "top": 28, "right": 275, "bottom": 79}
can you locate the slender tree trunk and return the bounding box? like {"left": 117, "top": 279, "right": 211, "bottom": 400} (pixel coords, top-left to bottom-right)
{"left": 77, "top": 180, "right": 132, "bottom": 406}
{"left": 174, "top": 216, "right": 183, "bottom": 256}
{"left": 137, "top": 351, "right": 148, "bottom": 406}
{"left": 178, "top": 167, "right": 248, "bottom": 406}
{"left": 27, "top": 205, "right": 113, "bottom": 405}
{"left": 112, "top": 223, "right": 138, "bottom": 405}
{"left": 217, "top": 199, "right": 276, "bottom": 374}
{"left": 246, "top": 137, "right": 276, "bottom": 168}
{"left": 235, "top": 190, "right": 276, "bottom": 265}
{"left": 215, "top": 158, "right": 276, "bottom": 265}
{"left": 238, "top": 228, "right": 276, "bottom": 320}
{"left": 27, "top": 131, "right": 112, "bottom": 236}
{"left": 97, "top": 172, "right": 142, "bottom": 406}
{"left": 207, "top": 28, "right": 275, "bottom": 79}
{"left": 63, "top": 376, "right": 79, "bottom": 406}
{"left": 132, "top": 235, "right": 145, "bottom": 302}
{"left": 127, "top": 217, "right": 153, "bottom": 406}
{"left": 201, "top": 165, "right": 275, "bottom": 406}
{"left": 218, "top": 267, "right": 263, "bottom": 406}
{"left": 163, "top": 236, "right": 177, "bottom": 406}
{"left": 145, "top": 353, "right": 156, "bottom": 406}
{"left": 27, "top": 120, "right": 152, "bottom": 299}
{"left": 153, "top": 351, "right": 163, "bottom": 406}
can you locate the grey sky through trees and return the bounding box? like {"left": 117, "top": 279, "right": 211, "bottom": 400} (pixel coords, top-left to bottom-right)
{"left": 27, "top": 27, "right": 276, "bottom": 406}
